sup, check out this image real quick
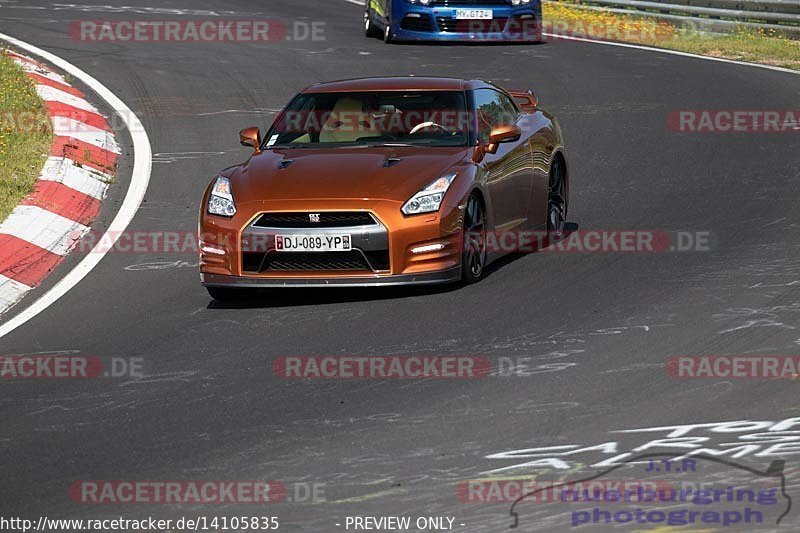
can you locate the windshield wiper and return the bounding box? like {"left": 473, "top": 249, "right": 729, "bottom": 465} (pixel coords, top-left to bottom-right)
{"left": 368, "top": 142, "right": 417, "bottom": 147}
{"left": 266, "top": 143, "right": 317, "bottom": 149}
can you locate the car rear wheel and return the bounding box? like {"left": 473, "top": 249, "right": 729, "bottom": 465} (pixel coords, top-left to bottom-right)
{"left": 548, "top": 156, "right": 567, "bottom": 239}
{"left": 461, "top": 194, "right": 487, "bottom": 284}
{"left": 364, "top": 6, "right": 381, "bottom": 38}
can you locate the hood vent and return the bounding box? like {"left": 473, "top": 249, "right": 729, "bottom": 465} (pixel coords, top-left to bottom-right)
{"left": 383, "top": 157, "right": 402, "bottom": 168}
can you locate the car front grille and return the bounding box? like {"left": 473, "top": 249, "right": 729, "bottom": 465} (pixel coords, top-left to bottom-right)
{"left": 401, "top": 14, "right": 435, "bottom": 32}
{"left": 252, "top": 212, "right": 377, "bottom": 229}
{"left": 436, "top": 17, "right": 509, "bottom": 33}
{"left": 264, "top": 251, "right": 369, "bottom": 271}
{"left": 242, "top": 252, "right": 265, "bottom": 272}
{"left": 242, "top": 250, "right": 390, "bottom": 273}
{"left": 243, "top": 211, "right": 390, "bottom": 274}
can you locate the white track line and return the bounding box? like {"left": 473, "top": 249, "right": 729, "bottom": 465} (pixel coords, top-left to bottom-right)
{"left": 348, "top": 0, "right": 799, "bottom": 76}
{"left": 0, "top": 32, "right": 153, "bottom": 338}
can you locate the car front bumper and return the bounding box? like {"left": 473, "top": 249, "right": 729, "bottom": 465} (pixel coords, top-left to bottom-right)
{"left": 199, "top": 197, "right": 467, "bottom": 288}
{"left": 390, "top": 4, "right": 541, "bottom": 42}
{"left": 201, "top": 267, "right": 461, "bottom": 288}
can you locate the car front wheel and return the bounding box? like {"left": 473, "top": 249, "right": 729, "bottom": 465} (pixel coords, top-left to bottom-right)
{"left": 383, "top": 14, "right": 393, "bottom": 43}
{"left": 548, "top": 156, "right": 567, "bottom": 239}
{"left": 364, "top": 6, "right": 381, "bottom": 38}
{"left": 461, "top": 194, "right": 487, "bottom": 284}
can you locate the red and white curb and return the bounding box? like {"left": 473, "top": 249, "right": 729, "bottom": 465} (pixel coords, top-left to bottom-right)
{"left": 0, "top": 33, "right": 150, "bottom": 339}
{"left": 0, "top": 50, "right": 119, "bottom": 316}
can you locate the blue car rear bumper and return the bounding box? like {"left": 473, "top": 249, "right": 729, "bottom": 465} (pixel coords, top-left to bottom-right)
{"left": 388, "top": 2, "right": 542, "bottom": 42}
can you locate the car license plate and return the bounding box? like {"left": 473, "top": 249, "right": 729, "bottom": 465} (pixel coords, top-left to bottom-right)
{"left": 275, "top": 234, "right": 351, "bottom": 252}
{"left": 455, "top": 9, "right": 493, "bottom": 20}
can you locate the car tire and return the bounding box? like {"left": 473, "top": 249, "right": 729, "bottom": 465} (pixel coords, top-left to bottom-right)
{"left": 383, "top": 15, "right": 393, "bottom": 43}
{"left": 364, "top": 6, "right": 381, "bottom": 38}
{"left": 547, "top": 156, "right": 567, "bottom": 240}
{"left": 207, "top": 286, "right": 244, "bottom": 302}
{"left": 461, "top": 194, "right": 487, "bottom": 284}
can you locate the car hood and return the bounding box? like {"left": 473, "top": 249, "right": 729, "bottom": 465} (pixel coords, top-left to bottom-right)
{"left": 230, "top": 146, "right": 470, "bottom": 205}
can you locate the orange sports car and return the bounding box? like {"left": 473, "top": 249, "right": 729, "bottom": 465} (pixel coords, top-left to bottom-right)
{"left": 199, "top": 77, "right": 568, "bottom": 300}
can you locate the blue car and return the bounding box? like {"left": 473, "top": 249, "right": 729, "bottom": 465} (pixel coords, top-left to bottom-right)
{"left": 364, "top": 0, "right": 543, "bottom": 43}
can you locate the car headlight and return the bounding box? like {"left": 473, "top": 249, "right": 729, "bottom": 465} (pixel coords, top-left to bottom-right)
{"left": 406, "top": 0, "right": 432, "bottom": 5}
{"left": 401, "top": 173, "right": 457, "bottom": 216}
{"left": 207, "top": 176, "right": 236, "bottom": 217}
{"left": 511, "top": 0, "right": 532, "bottom": 5}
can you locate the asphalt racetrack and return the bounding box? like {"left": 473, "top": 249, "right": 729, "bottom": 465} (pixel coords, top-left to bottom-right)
{"left": 1, "top": 1, "right": 800, "bottom": 531}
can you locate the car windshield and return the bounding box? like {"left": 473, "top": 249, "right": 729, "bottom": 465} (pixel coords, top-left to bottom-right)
{"left": 265, "top": 90, "right": 470, "bottom": 148}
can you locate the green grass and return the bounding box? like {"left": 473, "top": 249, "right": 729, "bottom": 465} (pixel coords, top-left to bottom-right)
{"left": 0, "top": 50, "right": 53, "bottom": 222}
{"left": 662, "top": 29, "right": 800, "bottom": 70}
{"left": 546, "top": 2, "right": 800, "bottom": 71}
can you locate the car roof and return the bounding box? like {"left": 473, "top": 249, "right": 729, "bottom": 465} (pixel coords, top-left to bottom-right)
{"left": 302, "top": 77, "right": 495, "bottom": 93}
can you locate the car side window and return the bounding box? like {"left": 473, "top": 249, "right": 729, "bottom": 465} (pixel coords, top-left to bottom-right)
{"left": 499, "top": 93, "right": 519, "bottom": 122}
{"left": 474, "top": 89, "right": 519, "bottom": 143}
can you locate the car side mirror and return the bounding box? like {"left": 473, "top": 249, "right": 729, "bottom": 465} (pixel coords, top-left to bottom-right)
{"left": 472, "top": 125, "right": 522, "bottom": 163}
{"left": 486, "top": 124, "right": 521, "bottom": 155}
{"left": 239, "top": 127, "right": 262, "bottom": 154}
